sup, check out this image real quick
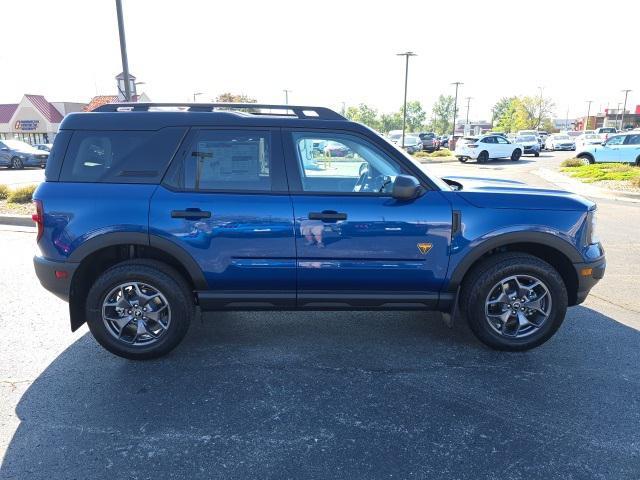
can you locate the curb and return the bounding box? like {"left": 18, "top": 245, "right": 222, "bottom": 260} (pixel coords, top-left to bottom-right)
{"left": 534, "top": 168, "right": 640, "bottom": 203}
{"left": 0, "top": 214, "right": 33, "bottom": 227}
{"left": 416, "top": 157, "right": 459, "bottom": 165}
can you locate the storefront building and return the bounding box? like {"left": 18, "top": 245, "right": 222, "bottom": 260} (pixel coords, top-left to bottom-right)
{"left": 0, "top": 94, "right": 85, "bottom": 144}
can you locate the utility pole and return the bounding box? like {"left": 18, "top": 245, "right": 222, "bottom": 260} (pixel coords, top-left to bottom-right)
{"left": 451, "top": 81, "right": 463, "bottom": 138}
{"left": 115, "top": 0, "right": 131, "bottom": 102}
{"left": 464, "top": 97, "right": 472, "bottom": 131}
{"left": 565, "top": 106, "right": 570, "bottom": 132}
{"left": 397, "top": 51, "right": 417, "bottom": 148}
{"left": 615, "top": 102, "right": 622, "bottom": 130}
{"left": 193, "top": 92, "right": 203, "bottom": 102}
{"left": 537, "top": 86, "right": 544, "bottom": 129}
{"left": 620, "top": 89, "right": 632, "bottom": 131}
{"left": 584, "top": 100, "right": 593, "bottom": 131}
{"left": 283, "top": 89, "right": 291, "bottom": 105}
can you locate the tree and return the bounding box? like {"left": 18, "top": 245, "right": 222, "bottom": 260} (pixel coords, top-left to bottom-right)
{"left": 380, "top": 112, "right": 403, "bottom": 133}
{"left": 429, "top": 95, "right": 455, "bottom": 135}
{"left": 401, "top": 100, "right": 427, "bottom": 133}
{"left": 492, "top": 97, "right": 516, "bottom": 126}
{"left": 345, "top": 103, "right": 381, "bottom": 131}
{"left": 215, "top": 93, "right": 258, "bottom": 103}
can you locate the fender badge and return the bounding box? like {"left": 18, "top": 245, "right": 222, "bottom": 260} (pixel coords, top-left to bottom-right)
{"left": 417, "top": 243, "right": 432, "bottom": 254}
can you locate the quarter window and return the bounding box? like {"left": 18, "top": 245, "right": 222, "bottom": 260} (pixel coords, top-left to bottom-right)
{"left": 166, "top": 130, "right": 272, "bottom": 191}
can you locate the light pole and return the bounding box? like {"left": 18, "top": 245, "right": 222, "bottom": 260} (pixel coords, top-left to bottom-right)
{"left": 283, "top": 89, "right": 291, "bottom": 105}
{"left": 397, "top": 51, "right": 417, "bottom": 148}
{"left": 615, "top": 102, "right": 622, "bottom": 129}
{"left": 115, "top": 0, "right": 131, "bottom": 102}
{"left": 565, "top": 106, "right": 570, "bottom": 132}
{"left": 584, "top": 100, "right": 593, "bottom": 131}
{"left": 193, "top": 92, "right": 203, "bottom": 102}
{"left": 451, "top": 81, "right": 463, "bottom": 138}
{"left": 620, "top": 89, "right": 632, "bottom": 131}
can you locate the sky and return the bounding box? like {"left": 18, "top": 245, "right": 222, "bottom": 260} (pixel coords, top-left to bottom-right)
{"left": 1, "top": 0, "right": 638, "bottom": 121}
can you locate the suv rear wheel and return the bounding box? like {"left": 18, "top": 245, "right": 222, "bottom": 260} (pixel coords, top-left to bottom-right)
{"left": 460, "top": 252, "right": 568, "bottom": 351}
{"left": 85, "top": 259, "right": 193, "bottom": 360}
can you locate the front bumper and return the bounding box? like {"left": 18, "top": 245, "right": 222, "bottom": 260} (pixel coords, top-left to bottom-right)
{"left": 33, "top": 255, "right": 78, "bottom": 302}
{"left": 573, "top": 257, "right": 606, "bottom": 305}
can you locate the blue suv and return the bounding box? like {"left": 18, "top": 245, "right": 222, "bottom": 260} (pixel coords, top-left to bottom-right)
{"left": 32, "top": 103, "right": 605, "bottom": 359}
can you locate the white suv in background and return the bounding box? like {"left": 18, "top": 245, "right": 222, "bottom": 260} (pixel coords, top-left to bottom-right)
{"left": 455, "top": 134, "right": 524, "bottom": 163}
{"left": 576, "top": 132, "right": 640, "bottom": 165}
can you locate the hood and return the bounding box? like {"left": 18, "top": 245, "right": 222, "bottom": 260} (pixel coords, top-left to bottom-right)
{"left": 443, "top": 175, "right": 594, "bottom": 211}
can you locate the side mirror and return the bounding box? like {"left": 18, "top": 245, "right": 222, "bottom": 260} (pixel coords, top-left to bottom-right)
{"left": 601, "top": 141, "right": 607, "bottom": 146}
{"left": 392, "top": 175, "right": 422, "bottom": 200}
{"left": 0, "top": 147, "right": 8, "bottom": 151}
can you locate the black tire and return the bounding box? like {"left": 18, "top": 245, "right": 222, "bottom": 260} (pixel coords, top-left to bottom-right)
{"left": 460, "top": 252, "right": 568, "bottom": 351}
{"left": 511, "top": 149, "right": 522, "bottom": 161}
{"left": 11, "top": 157, "right": 24, "bottom": 169}
{"left": 85, "top": 259, "right": 194, "bottom": 360}
{"left": 635, "top": 156, "right": 640, "bottom": 167}
{"left": 477, "top": 151, "right": 489, "bottom": 163}
{"left": 457, "top": 156, "right": 468, "bottom": 163}
{"left": 577, "top": 153, "right": 595, "bottom": 165}
{"left": 534, "top": 152, "right": 540, "bottom": 157}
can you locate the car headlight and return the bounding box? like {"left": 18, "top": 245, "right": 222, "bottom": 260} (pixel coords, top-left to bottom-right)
{"left": 586, "top": 209, "right": 598, "bottom": 244}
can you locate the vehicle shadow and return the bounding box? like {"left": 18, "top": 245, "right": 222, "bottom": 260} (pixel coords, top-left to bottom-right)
{"left": 2, "top": 307, "right": 639, "bottom": 479}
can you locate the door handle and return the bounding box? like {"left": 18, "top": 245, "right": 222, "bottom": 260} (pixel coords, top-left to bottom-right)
{"left": 308, "top": 211, "right": 347, "bottom": 221}
{"left": 171, "top": 209, "right": 211, "bottom": 219}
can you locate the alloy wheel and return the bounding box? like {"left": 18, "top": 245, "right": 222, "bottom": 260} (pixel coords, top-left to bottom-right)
{"left": 484, "top": 274, "right": 552, "bottom": 338}
{"left": 102, "top": 282, "right": 171, "bottom": 346}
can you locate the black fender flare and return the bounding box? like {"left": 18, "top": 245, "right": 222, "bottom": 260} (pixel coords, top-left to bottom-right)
{"left": 68, "top": 231, "right": 208, "bottom": 290}
{"left": 446, "top": 231, "right": 582, "bottom": 293}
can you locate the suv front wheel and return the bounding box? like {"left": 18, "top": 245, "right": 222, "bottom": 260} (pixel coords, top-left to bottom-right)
{"left": 85, "top": 259, "right": 194, "bottom": 360}
{"left": 460, "top": 252, "right": 568, "bottom": 351}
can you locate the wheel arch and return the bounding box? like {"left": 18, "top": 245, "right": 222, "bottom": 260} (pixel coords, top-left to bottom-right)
{"left": 448, "top": 232, "right": 581, "bottom": 306}
{"left": 68, "top": 232, "right": 206, "bottom": 331}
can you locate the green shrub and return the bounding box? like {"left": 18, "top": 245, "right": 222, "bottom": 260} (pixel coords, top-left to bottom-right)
{"left": 429, "top": 148, "right": 453, "bottom": 157}
{"left": 413, "top": 151, "right": 430, "bottom": 158}
{"left": 7, "top": 185, "right": 37, "bottom": 204}
{"left": 561, "top": 158, "right": 583, "bottom": 167}
{"left": 0, "top": 184, "right": 8, "bottom": 200}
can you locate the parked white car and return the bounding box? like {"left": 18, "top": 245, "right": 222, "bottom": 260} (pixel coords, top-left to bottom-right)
{"left": 576, "top": 132, "right": 640, "bottom": 165}
{"left": 575, "top": 133, "right": 603, "bottom": 150}
{"left": 455, "top": 134, "right": 524, "bottom": 163}
{"left": 594, "top": 127, "right": 618, "bottom": 141}
{"left": 545, "top": 134, "right": 576, "bottom": 151}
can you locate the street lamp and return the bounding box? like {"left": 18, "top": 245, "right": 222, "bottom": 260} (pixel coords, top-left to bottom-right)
{"left": 283, "top": 89, "right": 291, "bottom": 105}
{"left": 397, "top": 51, "right": 417, "bottom": 148}
{"left": 620, "top": 89, "right": 632, "bottom": 131}
{"left": 115, "top": 0, "right": 132, "bottom": 102}
{"left": 451, "top": 81, "right": 463, "bottom": 138}
{"left": 193, "top": 92, "right": 203, "bottom": 102}
{"left": 584, "top": 100, "right": 593, "bottom": 131}
{"left": 537, "top": 86, "right": 545, "bottom": 129}
{"left": 615, "top": 102, "right": 622, "bottom": 130}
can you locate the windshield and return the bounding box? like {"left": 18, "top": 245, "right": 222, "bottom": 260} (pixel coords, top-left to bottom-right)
{"left": 388, "top": 133, "right": 402, "bottom": 141}
{"left": 3, "top": 140, "right": 33, "bottom": 150}
{"left": 555, "top": 135, "right": 570, "bottom": 140}
{"left": 517, "top": 135, "right": 536, "bottom": 142}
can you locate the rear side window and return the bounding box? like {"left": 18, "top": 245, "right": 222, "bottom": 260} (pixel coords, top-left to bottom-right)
{"left": 165, "top": 130, "right": 272, "bottom": 192}
{"left": 625, "top": 134, "right": 640, "bottom": 145}
{"left": 59, "top": 127, "right": 186, "bottom": 183}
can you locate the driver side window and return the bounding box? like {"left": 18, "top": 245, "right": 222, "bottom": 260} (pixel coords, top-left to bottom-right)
{"left": 291, "top": 132, "right": 404, "bottom": 194}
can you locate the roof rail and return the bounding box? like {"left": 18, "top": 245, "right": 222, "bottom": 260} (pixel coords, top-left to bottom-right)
{"left": 93, "top": 102, "right": 345, "bottom": 120}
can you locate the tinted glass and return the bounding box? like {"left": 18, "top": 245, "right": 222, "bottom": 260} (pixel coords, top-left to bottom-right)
{"left": 166, "top": 130, "right": 271, "bottom": 191}
{"left": 481, "top": 136, "right": 496, "bottom": 144}
{"left": 625, "top": 134, "right": 640, "bottom": 145}
{"left": 496, "top": 136, "right": 509, "bottom": 144}
{"left": 59, "top": 128, "right": 186, "bottom": 183}
{"left": 292, "top": 132, "right": 404, "bottom": 194}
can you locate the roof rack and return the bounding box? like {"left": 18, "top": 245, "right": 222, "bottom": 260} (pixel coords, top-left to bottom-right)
{"left": 93, "top": 102, "right": 345, "bottom": 120}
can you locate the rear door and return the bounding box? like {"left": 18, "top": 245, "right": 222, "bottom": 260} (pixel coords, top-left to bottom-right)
{"left": 619, "top": 134, "right": 640, "bottom": 163}
{"left": 150, "top": 128, "right": 296, "bottom": 308}
{"left": 283, "top": 129, "right": 452, "bottom": 309}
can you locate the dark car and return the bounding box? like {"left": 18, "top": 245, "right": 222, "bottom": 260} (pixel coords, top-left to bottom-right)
{"left": 0, "top": 139, "right": 49, "bottom": 169}
{"left": 33, "top": 102, "right": 605, "bottom": 359}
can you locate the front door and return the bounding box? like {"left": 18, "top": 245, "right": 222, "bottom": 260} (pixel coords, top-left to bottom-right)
{"left": 150, "top": 128, "right": 296, "bottom": 308}
{"left": 598, "top": 134, "right": 625, "bottom": 162}
{"left": 283, "top": 129, "right": 452, "bottom": 308}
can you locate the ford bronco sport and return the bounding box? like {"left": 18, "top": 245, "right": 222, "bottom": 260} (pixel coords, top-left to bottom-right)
{"left": 33, "top": 103, "right": 605, "bottom": 359}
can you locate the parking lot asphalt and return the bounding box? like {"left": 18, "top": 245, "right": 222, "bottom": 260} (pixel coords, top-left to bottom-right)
{"left": 1, "top": 152, "right": 639, "bottom": 479}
